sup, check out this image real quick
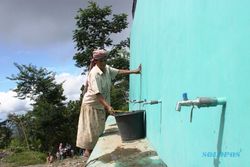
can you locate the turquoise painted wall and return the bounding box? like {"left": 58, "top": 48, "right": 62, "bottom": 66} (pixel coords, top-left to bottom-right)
{"left": 130, "top": 0, "right": 250, "bottom": 166}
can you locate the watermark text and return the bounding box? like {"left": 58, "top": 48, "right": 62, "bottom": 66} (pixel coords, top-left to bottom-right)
{"left": 202, "top": 151, "right": 241, "bottom": 158}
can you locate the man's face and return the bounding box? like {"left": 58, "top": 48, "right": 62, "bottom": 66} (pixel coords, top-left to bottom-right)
{"left": 96, "top": 58, "right": 107, "bottom": 71}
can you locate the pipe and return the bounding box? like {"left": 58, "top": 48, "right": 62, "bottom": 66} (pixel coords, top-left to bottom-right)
{"left": 129, "top": 99, "right": 146, "bottom": 104}
{"left": 143, "top": 100, "right": 162, "bottom": 106}
{"left": 176, "top": 97, "right": 226, "bottom": 112}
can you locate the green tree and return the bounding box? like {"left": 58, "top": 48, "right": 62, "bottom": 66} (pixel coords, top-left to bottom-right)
{"left": 0, "top": 120, "right": 12, "bottom": 148}
{"left": 7, "top": 63, "right": 66, "bottom": 104}
{"left": 7, "top": 114, "right": 30, "bottom": 150}
{"left": 73, "top": 1, "right": 130, "bottom": 110}
{"left": 73, "top": 1, "right": 129, "bottom": 69}
{"left": 63, "top": 100, "right": 81, "bottom": 146}
{"left": 7, "top": 63, "right": 79, "bottom": 151}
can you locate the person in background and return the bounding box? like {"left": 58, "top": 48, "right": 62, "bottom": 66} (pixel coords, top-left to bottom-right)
{"left": 46, "top": 152, "right": 54, "bottom": 164}
{"left": 58, "top": 143, "right": 64, "bottom": 160}
{"left": 76, "top": 49, "right": 141, "bottom": 158}
{"left": 56, "top": 151, "right": 60, "bottom": 160}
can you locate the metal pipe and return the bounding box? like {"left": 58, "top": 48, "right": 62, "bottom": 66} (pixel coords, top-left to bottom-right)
{"left": 129, "top": 99, "right": 146, "bottom": 104}
{"left": 143, "top": 100, "right": 162, "bottom": 106}
{"left": 176, "top": 97, "right": 226, "bottom": 112}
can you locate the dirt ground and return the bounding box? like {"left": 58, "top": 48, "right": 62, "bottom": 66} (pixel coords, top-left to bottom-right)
{"left": 1, "top": 156, "right": 87, "bottom": 167}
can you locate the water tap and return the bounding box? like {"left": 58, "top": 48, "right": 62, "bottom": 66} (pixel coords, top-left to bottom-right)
{"left": 176, "top": 95, "right": 226, "bottom": 122}
{"left": 128, "top": 99, "right": 146, "bottom": 104}
{"left": 143, "top": 100, "right": 162, "bottom": 106}
{"left": 176, "top": 97, "right": 226, "bottom": 111}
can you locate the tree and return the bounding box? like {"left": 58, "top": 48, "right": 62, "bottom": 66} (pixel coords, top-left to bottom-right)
{"left": 0, "top": 120, "right": 12, "bottom": 148}
{"left": 7, "top": 63, "right": 66, "bottom": 104}
{"left": 63, "top": 100, "right": 81, "bottom": 146}
{"left": 7, "top": 114, "right": 30, "bottom": 150}
{"left": 7, "top": 63, "right": 79, "bottom": 151}
{"left": 73, "top": 1, "right": 130, "bottom": 110}
{"left": 73, "top": 1, "right": 128, "bottom": 69}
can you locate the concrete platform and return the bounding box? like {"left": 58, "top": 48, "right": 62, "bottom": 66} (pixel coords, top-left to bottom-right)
{"left": 85, "top": 116, "right": 167, "bottom": 167}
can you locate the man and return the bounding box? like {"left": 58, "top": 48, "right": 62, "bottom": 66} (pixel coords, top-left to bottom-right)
{"left": 76, "top": 49, "right": 141, "bottom": 158}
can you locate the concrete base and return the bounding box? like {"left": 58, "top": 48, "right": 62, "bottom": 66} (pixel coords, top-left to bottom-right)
{"left": 85, "top": 116, "right": 167, "bottom": 167}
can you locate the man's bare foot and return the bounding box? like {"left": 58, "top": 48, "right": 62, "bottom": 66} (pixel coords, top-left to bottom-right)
{"left": 82, "top": 149, "right": 92, "bottom": 162}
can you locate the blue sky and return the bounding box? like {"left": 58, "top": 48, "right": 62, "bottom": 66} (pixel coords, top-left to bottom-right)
{"left": 0, "top": 0, "right": 133, "bottom": 120}
{"left": 0, "top": 41, "right": 77, "bottom": 91}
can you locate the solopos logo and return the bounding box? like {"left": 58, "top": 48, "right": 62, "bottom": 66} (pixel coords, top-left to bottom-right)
{"left": 202, "top": 150, "right": 241, "bottom": 158}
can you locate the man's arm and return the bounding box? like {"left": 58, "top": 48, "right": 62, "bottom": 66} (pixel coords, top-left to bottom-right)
{"left": 96, "top": 93, "right": 113, "bottom": 114}
{"left": 118, "top": 64, "right": 141, "bottom": 75}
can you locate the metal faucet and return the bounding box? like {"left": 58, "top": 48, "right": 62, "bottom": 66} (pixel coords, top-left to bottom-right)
{"left": 176, "top": 97, "right": 226, "bottom": 111}
{"left": 143, "top": 100, "right": 162, "bottom": 106}
{"left": 176, "top": 96, "right": 227, "bottom": 122}
{"left": 128, "top": 99, "right": 146, "bottom": 104}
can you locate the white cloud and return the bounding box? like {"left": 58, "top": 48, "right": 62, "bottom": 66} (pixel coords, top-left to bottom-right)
{"left": 55, "top": 73, "right": 85, "bottom": 101}
{"left": 0, "top": 91, "right": 32, "bottom": 115}
{"left": 0, "top": 73, "right": 85, "bottom": 120}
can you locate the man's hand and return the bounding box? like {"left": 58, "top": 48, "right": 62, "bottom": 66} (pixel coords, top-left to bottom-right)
{"left": 118, "top": 64, "right": 142, "bottom": 75}
{"left": 134, "top": 64, "right": 142, "bottom": 74}
{"left": 96, "top": 93, "right": 114, "bottom": 115}
{"left": 105, "top": 105, "right": 114, "bottom": 115}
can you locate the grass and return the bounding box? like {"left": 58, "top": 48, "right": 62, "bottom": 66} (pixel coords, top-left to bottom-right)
{"left": 1, "top": 150, "right": 47, "bottom": 167}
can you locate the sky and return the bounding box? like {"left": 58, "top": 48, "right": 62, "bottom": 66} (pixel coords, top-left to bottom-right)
{"left": 0, "top": 0, "right": 133, "bottom": 121}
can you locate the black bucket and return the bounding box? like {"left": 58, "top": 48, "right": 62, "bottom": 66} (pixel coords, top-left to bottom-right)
{"left": 114, "top": 110, "right": 146, "bottom": 141}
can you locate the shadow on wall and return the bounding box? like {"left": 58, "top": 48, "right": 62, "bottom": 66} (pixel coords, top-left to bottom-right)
{"left": 214, "top": 104, "right": 226, "bottom": 167}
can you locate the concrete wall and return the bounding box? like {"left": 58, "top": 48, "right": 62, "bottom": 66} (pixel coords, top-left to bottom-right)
{"left": 129, "top": 0, "right": 250, "bottom": 166}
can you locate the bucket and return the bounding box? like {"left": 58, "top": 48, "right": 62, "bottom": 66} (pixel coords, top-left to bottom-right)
{"left": 114, "top": 110, "right": 146, "bottom": 141}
